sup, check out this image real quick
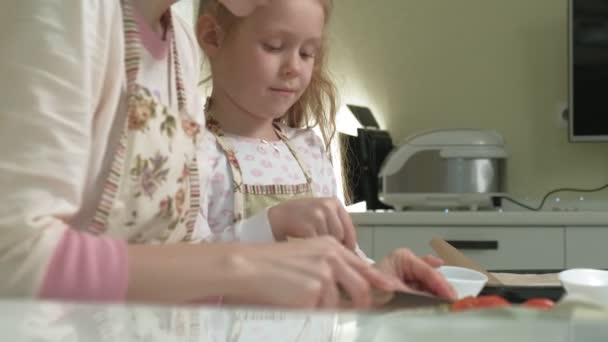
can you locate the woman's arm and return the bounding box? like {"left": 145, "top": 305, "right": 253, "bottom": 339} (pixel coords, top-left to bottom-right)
{"left": 124, "top": 238, "right": 392, "bottom": 306}
{"left": 0, "top": 0, "right": 127, "bottom": 299}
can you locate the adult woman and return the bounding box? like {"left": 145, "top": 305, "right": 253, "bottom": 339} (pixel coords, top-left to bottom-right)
{"left": 0, "top": 0, "right": 453, "bottom": 309}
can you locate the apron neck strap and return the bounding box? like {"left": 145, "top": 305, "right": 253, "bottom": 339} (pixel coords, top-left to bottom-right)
{"left": 121, "top": 0, "right": 187, "bottom": 111}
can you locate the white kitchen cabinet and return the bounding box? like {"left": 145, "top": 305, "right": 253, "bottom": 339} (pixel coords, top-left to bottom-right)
{"left": 352, "top": 211, "right": 608, "bottom": 271}
{"left": 368, "top": 226, "right": 565, "bottom": 271}
{"left": 565, "top": 227, "right": 608, "bottom": 269}
{"left": 356, "top": 226, "right": 374, "bottom": 257}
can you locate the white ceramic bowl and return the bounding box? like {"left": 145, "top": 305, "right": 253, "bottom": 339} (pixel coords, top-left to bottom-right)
{"left": 559, "top": 268, "right": 608, "bottom": 305}
{"left": 437, "top": 266, "right": 488, "bottom": 299}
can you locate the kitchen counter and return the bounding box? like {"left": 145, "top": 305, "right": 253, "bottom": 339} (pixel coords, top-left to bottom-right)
{"left": 350, "top": 210, "right": 608, "bottom": 270}
{"left": 351, "top": 211, "right": 608, "bottom": 227}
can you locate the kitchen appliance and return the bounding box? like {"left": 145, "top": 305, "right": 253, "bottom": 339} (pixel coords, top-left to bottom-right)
{"left": 340, "top": 128, "right": 394, "bottom": 210}
{"left": 378, "top": 129, "right": 507, "bottom": 210}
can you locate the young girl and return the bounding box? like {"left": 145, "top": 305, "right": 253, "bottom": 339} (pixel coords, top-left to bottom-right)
{"left": 195, "top": 0, "right": 456, "bottom": 303}
{"left": 197, "top": 0, "right": 347, "bottom": 237}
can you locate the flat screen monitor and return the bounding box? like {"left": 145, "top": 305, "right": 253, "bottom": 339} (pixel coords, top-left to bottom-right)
{"left": 569, "top": 0, "right": 608, "bottom": 141}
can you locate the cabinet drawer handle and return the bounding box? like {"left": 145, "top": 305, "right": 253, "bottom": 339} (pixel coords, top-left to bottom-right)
{"left": 446, "top": 240, "right": 498, "bottom": 250}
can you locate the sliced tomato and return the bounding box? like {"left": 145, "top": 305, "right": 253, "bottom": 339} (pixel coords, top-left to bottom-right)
{"left": 450, "top": 296, "right": 478, "bottom": 312}
{"left": 522, "top": 298, "right": 554, "bottom": 310}
{"left": 450, "top": 295, "right": 510, "bottom": 312}
{"left": 474, "top": 295, "right": 510, "bottom": 308}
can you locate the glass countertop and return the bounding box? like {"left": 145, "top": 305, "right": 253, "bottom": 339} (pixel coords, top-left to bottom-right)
{"left": 1, "top": 298, "right": 607, "bottom": 341}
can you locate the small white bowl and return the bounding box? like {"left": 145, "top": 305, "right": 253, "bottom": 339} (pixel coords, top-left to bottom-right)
{"left": 438, "top": 266, "right": 488, "bottom": 299}
{"left": 559, "top": 268, "right": 608, "bottom": 305}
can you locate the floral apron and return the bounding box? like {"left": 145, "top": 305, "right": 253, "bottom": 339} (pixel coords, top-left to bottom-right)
{"left": 87, "top": 0, "right": 201, "bottom": 245}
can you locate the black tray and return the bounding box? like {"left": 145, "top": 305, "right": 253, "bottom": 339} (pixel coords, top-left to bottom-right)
{"left": 479, "top": 285, "right": 565, "bottom": 303}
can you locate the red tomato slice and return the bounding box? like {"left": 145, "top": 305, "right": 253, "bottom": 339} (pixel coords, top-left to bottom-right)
{"left": 450, "top": 295, "right": 510, "bottom": 312}
{"left": 474, "top": 295, "right": 510, "bottom": 308}
{"left": 522, "top": 298, "right": 554, "bottom": 310}
{"left": 450, "top": 296, "right": 478, "bottom": 312}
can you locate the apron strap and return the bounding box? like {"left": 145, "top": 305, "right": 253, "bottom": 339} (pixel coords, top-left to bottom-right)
{"left": 121, "top": 0, "right": 140, "bottom": 90}
{"left": 205, "top": 115, "right": 246, "bottom": 189}
{"left": 91, "top": 0, "right": 143, "bottom": 233}
{"left": 272, "top": 123, "right": 314, "bottom": 185}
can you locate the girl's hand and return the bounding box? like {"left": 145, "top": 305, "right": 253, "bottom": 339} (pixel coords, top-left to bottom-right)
{"left": 222, "top": 236, "right": 397, "bottom": 308}
{"left": 217, "top": 0, "right": 269, "bottom": 16}
{"left": 267, "top": 198, "right": 357, "bottom": 251}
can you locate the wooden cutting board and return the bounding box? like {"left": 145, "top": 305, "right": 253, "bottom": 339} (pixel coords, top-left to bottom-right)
{"left": 430, "top": 237, "right": 503, "bottom": 286}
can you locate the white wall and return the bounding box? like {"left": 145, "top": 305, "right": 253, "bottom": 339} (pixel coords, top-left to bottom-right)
{"left": 328, "top": 0, "right": 608, "bottom": 203}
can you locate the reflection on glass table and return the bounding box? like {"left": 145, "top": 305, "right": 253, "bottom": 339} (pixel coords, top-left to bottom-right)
{"left": 1, "top": 299, "right": 608, "bottom": 341}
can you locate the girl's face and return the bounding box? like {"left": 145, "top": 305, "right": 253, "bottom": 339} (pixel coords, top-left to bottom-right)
{"left": 208, "top": 0, "right": 326, "bottom": 121}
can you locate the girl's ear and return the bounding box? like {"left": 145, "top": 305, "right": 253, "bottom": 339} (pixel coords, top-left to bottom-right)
{"left": 196, "top": 14, "right": 224, "bottom": 58}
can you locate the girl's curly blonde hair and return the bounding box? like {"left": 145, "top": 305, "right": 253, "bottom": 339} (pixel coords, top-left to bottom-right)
{"left": 198, "top": 0, "right": 338, "bottom": 152}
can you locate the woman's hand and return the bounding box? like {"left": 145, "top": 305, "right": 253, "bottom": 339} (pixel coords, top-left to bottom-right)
{"left": 375, "top": 249, "right": 458, "bottom": 300}
{"left": 217, "top": 0, "right": 268, "bottom": 16}
{"left": 267, "top": 198, "right": 357, "bottom": 251}
{"left": 222, "top": 236, "right": 398, "bottom": 309}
